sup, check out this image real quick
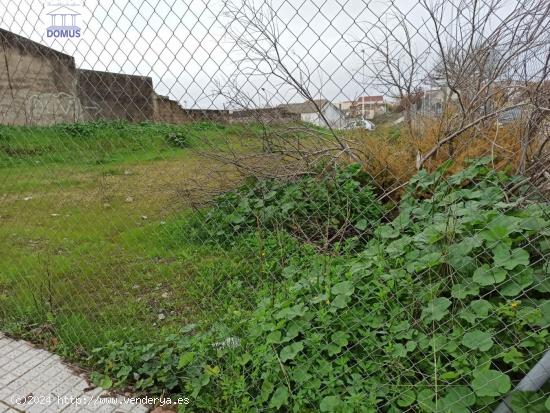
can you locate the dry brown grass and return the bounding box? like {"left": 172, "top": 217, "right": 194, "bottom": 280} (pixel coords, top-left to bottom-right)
{"left": 350, "top": 118, "right": 528, "bottom": 197}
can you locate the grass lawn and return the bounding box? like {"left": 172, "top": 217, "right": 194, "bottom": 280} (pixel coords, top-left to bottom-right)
{"left": 0, "top": 121, "right": 260, "bottom": 356}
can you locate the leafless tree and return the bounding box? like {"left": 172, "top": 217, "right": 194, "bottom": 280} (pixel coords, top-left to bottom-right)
{"left": 359, "top": 8, "right": 430, "bottom": 141}
{"left": 361, "top": 0, "right": 550, "bottom": 172}
{"left": 422, "top": 0, "right": 549, "bottom": 169}
{"left": 197, "top": 0, "right": 549, "bottom": 203}
{"left": 198, "top": 0, "right": 371, "bottom": 183}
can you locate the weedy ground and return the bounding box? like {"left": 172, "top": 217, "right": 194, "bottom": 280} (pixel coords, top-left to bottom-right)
{"left": 0, "top": 121, "right": 257, "bottom": 352}
{"left": 1, "top": 121, "right": 548, "bottom": 412}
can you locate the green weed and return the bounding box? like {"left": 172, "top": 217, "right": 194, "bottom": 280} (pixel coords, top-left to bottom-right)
{"left": 89, "top": 159, "right": 550, "bottom": 412}
{"left": 201, "top": 164, "right": 384, "bottom": 250}
{"left": 1, "top": 121, "right": 548, "bottom": 413}
{"left": 0, "top": 120, "right": 246, "bottom": 167}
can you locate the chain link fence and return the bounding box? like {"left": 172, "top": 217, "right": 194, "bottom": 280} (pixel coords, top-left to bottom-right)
{"left": 1, "top": 0, "right": 549, "bottom": 411}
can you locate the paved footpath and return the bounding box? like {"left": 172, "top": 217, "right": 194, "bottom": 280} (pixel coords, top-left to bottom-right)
{"left": 0, "top": 334, "right": 150, "bottom": 413}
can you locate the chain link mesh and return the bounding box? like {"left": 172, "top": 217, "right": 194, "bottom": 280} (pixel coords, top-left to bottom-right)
{"left": 1, "top": 0, "right": 549, "bottom": 411}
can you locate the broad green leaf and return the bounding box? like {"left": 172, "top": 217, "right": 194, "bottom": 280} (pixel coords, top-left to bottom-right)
{"left": 324, "top": 343, "right": 340, "bottom": 357}
{"left": 320, "top": 395, "right": 343, "bottom": 412}
{"left": 484, "top": 215, "right": 521, "bottom": 241}
{"left": 420, "top": 251, "right": 444, "bottom": 267}
{"left": 386, "top": 236, "right": 412, "bottom": 257}
{"left": 392, "top": 343, "right": 407, "bottom": 358}
{"left": 418, "top": 226, "right": 445, "bottom": 244}
{"left": 264, "top": 190, "right": 277, "bottom": 200}
{"left": 462, "top": 329, "right": 494, "bottom": 351}
{"left": 276, "top": 304, "right": 307, "bottom": 320}
{"left": 331, "top": 281, "right": 354, "bottom": 296}
{"left": 267, "top": 330, "right": 282, "bottom": 344}
{"left": 406, "top": 340, "right": 417, "bottom": 352}
{"left": 540, "top": 300, "right": 550, "bottom": 325}
{"left": 205, "top": 365, "right": 220, "bottom": 376}
{"left": 452, "top": 282, "right": 480, "bottom": 299}
{"left": 285, "top": 321, "right": 306, "bottom": 342}
{"left": 230, "top": 213, "right": 245, "bottom": 224}
{"left": 473, "top": 264, "right": 507, "bottom": 286}
{"left": 116, "top": 365, "right": 132, "bottom": 379}
{"left": 450, "top": 236, "right": 482, "bottom": 256}
{"left": 99, "top": 376, "right": 113, "bottom": 389}
{"left": 459, "top": 309, "right": 478, "bottom": 324}
{"left": 291, "top": 368, "right": 311, "bottom": 384}
{"left": 470, "top": 299, "right": 492, "bottom": 316}
{"left": 260, "top": 380, "right": 274, "bottom": 402}
{"left": 280, "top": 341, "right": 304, "bottom": 362}
{"left": 181, "top": 323, "right": 197, "bottom": 333}
{"left": 392, "top": 211, "right": 411, "bottom": 230}
{"left": 391, "top": 320, "right": 410, "bottom": 333}
{"left": 516, "top": 306, "right": 543, "bottom": 324}
{"left": 493, "top": 245, "right": 530, "bottom": 270}
{"left": 407, "top": 252, "right": 443, "bottom": 272}
{"left": 520, "top": 216, "right": 547, "bottom": 231}
{"left": 269, "top": 386, "right": 289, "bottom": 409}
{"left": 510, "top": 391, "right": 549, "bottom": 412}
{"left": 376, "top": 225, "right": 400, "bottom": 239}
{"left": 538, "top": 239, "right": 550, "bottom": 254}
{"left": 331, "top": 294, "right": 350, "bottom": 309}
{"left": 448, "top": 254, "right": 475, "bottom": 273}
{"left": 421, "top": 297, "right": 451, "bottom": 323}
{"left": 430, "top": 334, "right": 448, "bottom": 350}
{"left": 396, "top": 389, "right": 416, "bottom": 407}
{"left": 499, "top": 269, "right": 534, "bottom": 297}
{"left": 502, "top": 347, "right": 524, "bottom": 367}
{"left": 331, "top": 331, "right": 349, "bottom": 347}
{"left": 416, "top": 388, "right": 436, "bottom": 410}
{"left": 461, "top": 300, "right": 490, "bottom": 323}
{"left": 472, "top": 370, "right": 511, "bottom": 397}
{"left": 281, "top": 265, "right": 299, "bottom": 278}
{"left": 326, "top": 331, "right": 349, "bottom": 356}
{"left": 281, "top": 202, "right": 294, "bottom": 213}
{"left": 534, "top": 270, "right": 550, "bottom": 293}
{"left": 355, "top": 219, "right": 367, "bottom": 231}
{"left": 441, "top": 386, "right": 476, "bottom": 413}
{"left": 177, "top": 351, "right": 195, "bottom": 369}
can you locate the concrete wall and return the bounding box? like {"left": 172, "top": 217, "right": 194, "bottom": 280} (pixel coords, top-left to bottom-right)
{"left": 0, "top": 29, "right": 287, "bottom": 126}
{"left": 229, "top": 107, "right": 299, "bottom": 124}
{"left": 0, "top": 28, "right": 81, "bottom": 125}
{"left": 154, "top": 94, "right": 189, "bottom": 123}
{"left": 0, "top": 30, "right": 156, "bottom": 125}
{"left": 153, "top": 94, "right": 229, "bottom": 123}
{"left": 77, "top": 69, "right": 155, "bottom": 122}
{"left": 181, "top": 108, "right": 228, "bottom": 122}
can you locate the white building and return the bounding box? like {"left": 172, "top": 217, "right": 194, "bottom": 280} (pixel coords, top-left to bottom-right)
{"left": 337, "top": 100, "right": 354, "bottom": 118}
{"left": 351, "top": 96, "right": 386, "bottom": 119}
{"left": 279, "top": 99, "right": 346, "bottom": 129}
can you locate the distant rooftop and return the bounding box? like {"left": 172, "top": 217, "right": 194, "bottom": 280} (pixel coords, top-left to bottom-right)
{"left": 278, "top": 99, "right": 330, "bottom": 114}
{"left": 356, "top": 96, "right": 384, "bottom": 103}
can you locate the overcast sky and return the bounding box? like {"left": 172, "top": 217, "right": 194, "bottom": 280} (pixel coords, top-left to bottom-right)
{"left": 0, "top": 0, "right": 526, "bottom": 109}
